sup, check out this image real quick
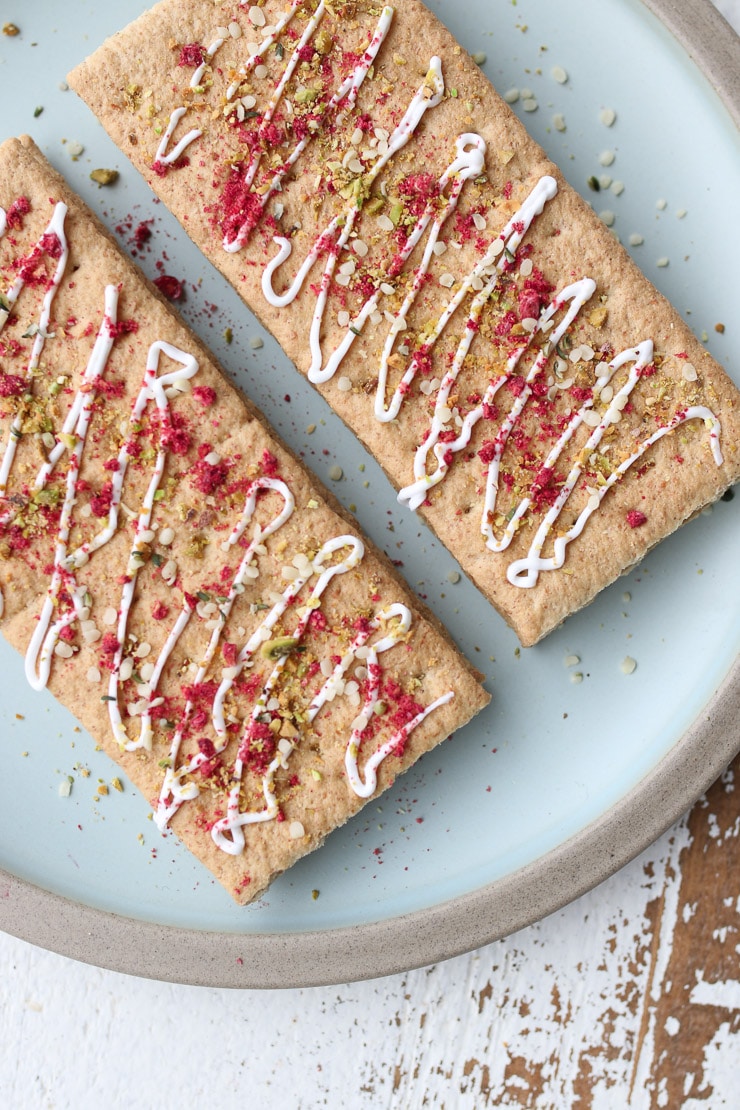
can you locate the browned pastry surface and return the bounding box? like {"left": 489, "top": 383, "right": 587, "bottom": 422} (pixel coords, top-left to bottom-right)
{"left": 0, "top": 136, "right": 488, "bottom": 903}
{"left": 69, "top": 0, "right": 740, "bottom": 645}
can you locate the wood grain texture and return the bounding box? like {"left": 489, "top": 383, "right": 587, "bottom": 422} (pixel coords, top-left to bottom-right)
{"left": 644, "top": 759, "right": 740, "bottom": 1109}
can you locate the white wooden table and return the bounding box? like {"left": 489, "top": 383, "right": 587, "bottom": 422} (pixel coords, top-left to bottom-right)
{"left": 1, "top": 2, "right": 739, "bottom": 1106}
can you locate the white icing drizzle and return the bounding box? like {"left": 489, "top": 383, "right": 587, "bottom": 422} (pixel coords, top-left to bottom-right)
{"left": 398, "top": 277, "right": 596, "bottom": 513}
{"left": 148, "top": 2, "right": 728, "bottom": 601}
{"left": 207, "top": 561, "right": 455, "bottom": 853}
{"left": 506, "top": 341, "right": 723, "bottom": 587}
{"left": 384, "top": 175, "right": 558, "bottom": 432}
{"left": 154, "top": 476, "right": 296, "bottom": 827}
{"left": 0, "top": 196, "right": 453, "bottom": 853}
{"left": 25, "top": 284, "right": 120, "bottom": 690}
{"left": 0, "top": 201, "right": 69, "bottom": 495}
{"left": 210, "top": 533, "right": 366, "bottom": 853}
{"left": 154, "top": 0, "right": 387, "bottom": 185}
{"left": 225, "top": 3, "right": 396, "bottom": 253}
{"left": 153, "top": 0, "right": 328, "bottom": 171}
{"left": 22, "top": 287, "right": 201, "bottom": 697}
{"left": 264, "top": 130, "right": 485, "bottom": 389}
{"left": 226, "top": 0, "right": 330, "bottom": 209}
{"left": 261, "top": 57, "right": 446, "bottom": 381}
{"left": 102, "top": 341, "right": 199, "bottom": 747}
{"left": 342, "top": 606, "right": 455, "bottom": 798}
{"left": 153, "top": 524, "right": 453, "bottom": 847}
{"left": 154, "top": 38, "right": 224, "bottom": 167}
{"left": 362, "top": 134, "right": 488, "bottom": 403}
{"left": 0, "top": 206, "right": 6, "bottom": 239}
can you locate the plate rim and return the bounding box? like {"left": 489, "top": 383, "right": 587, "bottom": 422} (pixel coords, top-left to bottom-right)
{"left": 1, "top": 0, "right": 739, "bottom": 988}
{"left": 2, "top": 655, "right": 738, "bottom": 988}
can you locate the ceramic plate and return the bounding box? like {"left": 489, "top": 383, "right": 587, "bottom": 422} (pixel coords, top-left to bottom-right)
{"left": 0, "top": 0, "right": 738, "bottom": 987}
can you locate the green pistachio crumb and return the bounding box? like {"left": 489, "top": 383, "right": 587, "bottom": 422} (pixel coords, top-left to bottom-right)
{"left": 388, "top": 202, "right": 403, "bottom": 227}
{"left": 90, "top": 168, "right": 119, "bottom": 187}
{"left": 261, "top": 636, "right": 300, "bottom": 661}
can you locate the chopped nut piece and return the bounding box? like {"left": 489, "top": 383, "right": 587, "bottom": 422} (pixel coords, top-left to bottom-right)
{"left": 90, "top": 168, "right": 119, "bottom": 186}
{"left": 260, "top": 636, "right": 300, "bottom": 661}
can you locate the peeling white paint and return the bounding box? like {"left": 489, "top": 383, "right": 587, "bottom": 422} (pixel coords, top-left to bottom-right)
{"left": 690, "top": 976, "right": 740, "bottom": 1011}
{"left": 629, "top": 820, "right": 693, "bottom": 1104}
{"left": 3, "top": 812, "right": 719, "bottom": 1109}
{"left": 682, "top": 1024, "right": 740, "bottom": 1110}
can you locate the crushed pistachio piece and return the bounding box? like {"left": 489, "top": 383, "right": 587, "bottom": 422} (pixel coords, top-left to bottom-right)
{"left": 295, "top": 87, "right": 319, "bottom": 104}
{"left": 90, "top": 168, "right": 119, "bottom": 186}
{"left": 260, "top": 636, "right": 300, "bottom": 661}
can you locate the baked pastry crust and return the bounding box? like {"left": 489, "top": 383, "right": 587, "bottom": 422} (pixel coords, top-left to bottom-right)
{"left": 0, "top": 136, "right": 488, "bottom": 903}
{"left": 68, "top": 0, "right": 740, "bottom": 646}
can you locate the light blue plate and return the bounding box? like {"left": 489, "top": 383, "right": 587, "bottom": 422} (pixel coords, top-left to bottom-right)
{"left": 0, "top": 0, "right": 738, "bottom": 985}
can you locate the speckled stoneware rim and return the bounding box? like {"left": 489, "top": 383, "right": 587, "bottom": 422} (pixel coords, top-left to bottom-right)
{"left": 1, "top": 0, "right": 739, "bottom": 989}
{"left": 640, "top": 0, "right": 740, "bottom": 129}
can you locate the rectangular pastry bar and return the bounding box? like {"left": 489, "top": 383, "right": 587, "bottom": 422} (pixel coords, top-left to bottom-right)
{"left": 0, "top": 136, "right": 489, "bottom": 904}
{"left": 69, "top": 0, "right": 740, "bottom": 646}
